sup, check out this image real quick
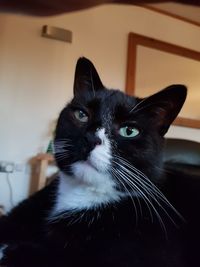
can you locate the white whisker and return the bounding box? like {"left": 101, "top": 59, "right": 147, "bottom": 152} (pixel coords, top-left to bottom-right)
{"left": 114, "top": 166, "right": 154, "bottom": 223}
{"left": 111, "top": 155, "right": 185, "bottom": 237}
{"left": 111, "top": 168, "right": 139, "bottom": 225}
{"left": 116, "top": 167, "right": 167, "bottom": 237}
{"left": 118, "top": 165, "right": 178, "bottom": 227}
{"left": 114, "top": 156, "right": 184, "bottom": 221}
{"left": 130, "top": 99, "right": 169, "bottom": 114}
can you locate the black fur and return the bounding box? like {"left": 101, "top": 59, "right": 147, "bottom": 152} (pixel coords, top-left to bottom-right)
{"left": 1, "top": 57, "right": 199, "bottom": 267}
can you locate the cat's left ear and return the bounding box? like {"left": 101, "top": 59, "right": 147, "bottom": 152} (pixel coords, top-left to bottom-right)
{"left": 73, "top": 57, "right": 104, "bottom": 96}
{"left": 136, "top": 85, "right": 187, "bottom": 136}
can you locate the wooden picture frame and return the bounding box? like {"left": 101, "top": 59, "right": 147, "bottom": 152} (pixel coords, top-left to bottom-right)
{"left": 126, "top": 32, "right": 200, "bottom": 129}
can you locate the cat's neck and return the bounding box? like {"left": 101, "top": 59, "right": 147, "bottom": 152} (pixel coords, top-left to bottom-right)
{"left": 51, "top": 171, "right": 124, "bottom": 217}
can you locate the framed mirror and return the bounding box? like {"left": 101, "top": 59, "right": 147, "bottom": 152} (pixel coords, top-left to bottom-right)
{"left": 126, "top": 32, "right": 200, "bottom": 129}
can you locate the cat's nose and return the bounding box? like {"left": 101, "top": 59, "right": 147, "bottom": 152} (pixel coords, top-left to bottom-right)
{"left": 90, "top": 136, "right": 102, "bottom": 147}
{"left": 85, "top": 133, "right": 102, "bottom": 149}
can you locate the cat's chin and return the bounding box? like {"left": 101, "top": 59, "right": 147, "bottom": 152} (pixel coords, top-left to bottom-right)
{"left": 68, "top": 155, "right": 119, "bottom": 198}
{"left": 71, "top": 160, "right": 109, "bottom": 183}
{"left": 84, "top": 159, "right": 100, "bottom": 172}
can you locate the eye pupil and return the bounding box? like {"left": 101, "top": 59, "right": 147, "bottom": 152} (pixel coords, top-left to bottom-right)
{"left": 119, "top": 125, "right": 139, "bottom": 138}
{"left": 126, "top": 127, "right": 133, "bottom": 136}
{"left": 79, "top": 111, "right": 85, "bottom": 118}
{"left": 74, "top": 109, "right": 88, "bottom": 122}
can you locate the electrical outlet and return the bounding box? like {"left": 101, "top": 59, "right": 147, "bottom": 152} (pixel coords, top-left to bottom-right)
{"left": 0, "top": 161, "right": 14, "bottom": 173}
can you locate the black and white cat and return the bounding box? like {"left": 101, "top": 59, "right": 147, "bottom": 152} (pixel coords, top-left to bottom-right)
{"left": 0, "top": 57, "right": 199, "bottom": 267}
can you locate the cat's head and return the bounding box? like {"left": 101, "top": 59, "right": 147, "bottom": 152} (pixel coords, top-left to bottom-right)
{"left": 54, "top": 57, "right": 186, "bottom": 206}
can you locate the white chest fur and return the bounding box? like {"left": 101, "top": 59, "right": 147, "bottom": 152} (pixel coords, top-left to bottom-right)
{"left": 52, "top": 171, "right": 122, "bottom": 215}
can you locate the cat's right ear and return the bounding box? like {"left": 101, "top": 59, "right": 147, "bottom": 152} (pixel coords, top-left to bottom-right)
{"left": 73, "top": 57, "right": 104, "bottom": 96}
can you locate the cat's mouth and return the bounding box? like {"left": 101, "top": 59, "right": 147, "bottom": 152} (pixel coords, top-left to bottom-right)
{"left": 71, "top": 147, "right": 111, "bottom": 182}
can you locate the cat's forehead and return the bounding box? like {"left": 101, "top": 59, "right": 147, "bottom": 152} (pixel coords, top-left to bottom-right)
{"left": 74, "top": 88, "right": 138, "bottom": 115}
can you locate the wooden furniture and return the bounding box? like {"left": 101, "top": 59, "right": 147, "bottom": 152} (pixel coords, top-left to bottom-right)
{"left": 29, "top": 153, "right": 55, "bottom": 195}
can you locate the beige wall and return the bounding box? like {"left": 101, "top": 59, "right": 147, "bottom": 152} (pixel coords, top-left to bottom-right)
{"left": 0, "top": 5, "right": 200, "bottom": 210}
{"left": 135, "top": 46, "right": 200, "bottom": 120}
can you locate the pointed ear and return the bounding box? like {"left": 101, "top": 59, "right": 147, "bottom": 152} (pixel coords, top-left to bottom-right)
{"left": 136, "top": 85, "right": 187, "bottom": 136}
{"left": 73, "top": 57, "right": 104, "bottom": 96}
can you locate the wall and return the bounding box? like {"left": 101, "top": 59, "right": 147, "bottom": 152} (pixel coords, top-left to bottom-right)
{"left": 0, "top": 5, "right": 200, "bottom": 211}
{"left": 135, "top": 46, "right": 200, "bottom": 120}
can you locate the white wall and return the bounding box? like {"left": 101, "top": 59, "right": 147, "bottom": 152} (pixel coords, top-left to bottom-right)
{"left": 0, "top": 5, "right": 200, "bottom": 211}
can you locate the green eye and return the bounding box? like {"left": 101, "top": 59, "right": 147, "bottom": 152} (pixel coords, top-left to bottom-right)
{"left": 119, "top": 126, "right": 139, "bottom": 138}
{"left": 74, "top": 110, "right": 88, "bottom": 122}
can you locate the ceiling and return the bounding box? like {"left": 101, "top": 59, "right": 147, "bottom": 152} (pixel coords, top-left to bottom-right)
{"left": 146, "top": 2, "right": 200, "bottom": 25}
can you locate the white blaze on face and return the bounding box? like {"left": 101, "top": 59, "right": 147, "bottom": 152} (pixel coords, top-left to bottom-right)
{"left": 72, "top": 128, "right": 112, "bottom": 183}
{"left": 51, "top": 128, "right": 124, "bottom": 215}
{"left": 89, "top": 128, "right": 111, "bottom": 172}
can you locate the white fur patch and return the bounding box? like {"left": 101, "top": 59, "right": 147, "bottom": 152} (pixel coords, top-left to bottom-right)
{"left": 89, "top": 128, "right": 112, "bottom": 172}
{"left": 51, "top": 171, "right": 122, "bottom": 215}
{"left": 51, "top": 128, "right": 125, "bottom": 216}
{"left": 0, "top": 244, "right": 8, "bottom": 261}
